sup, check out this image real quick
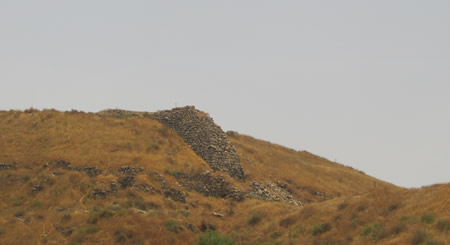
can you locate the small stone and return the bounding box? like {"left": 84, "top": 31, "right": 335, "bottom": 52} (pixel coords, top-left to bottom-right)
{"left": 212, "top": 212, "right": 224, "bottom": 218}
{"left": 32, "top": 184, "right": 44, "bottom": 193}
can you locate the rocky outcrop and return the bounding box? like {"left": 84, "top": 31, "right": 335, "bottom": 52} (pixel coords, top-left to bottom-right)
{"left": 55, "top": 226, "right": 74, "bottom": 237}
{"left": 177, "top": 171, "right": 243, "bottom": 201}
{"left": 247, "top": 181, "right": 303, "bottom": 206}
{"left": 149, "top": 106, "right": 245, "bottom": 180}
{"left": 118, "top": 166, "right": 144, "bottom": 175}
{"left": 75, "top": 166, "right": 102, "bottom": 177}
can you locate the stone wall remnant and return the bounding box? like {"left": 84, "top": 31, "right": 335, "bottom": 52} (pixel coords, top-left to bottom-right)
{"left": 149, "top": 106, "right": 245, "bottom": 180}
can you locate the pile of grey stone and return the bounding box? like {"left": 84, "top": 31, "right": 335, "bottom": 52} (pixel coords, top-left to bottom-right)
{"left": 247, "top": 181, "right": 303, "bottom": 206}
{"left": 177, "top": 171, "right": 243, "bottom": 201}
{"left": 149, "top": 106, "right": 245, "bottom": 180}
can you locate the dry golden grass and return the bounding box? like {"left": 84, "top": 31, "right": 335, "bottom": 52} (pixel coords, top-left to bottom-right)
{"left": 0, "top": 109, "right": 448, "bottom": 245}
{"left": 228, "top": 133, "right": 399, "bottom": 201}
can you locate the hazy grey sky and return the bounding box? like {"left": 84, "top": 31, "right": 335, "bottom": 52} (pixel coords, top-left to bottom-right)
{"left": 1, "top": 1, "right": 449, "bottom": 188}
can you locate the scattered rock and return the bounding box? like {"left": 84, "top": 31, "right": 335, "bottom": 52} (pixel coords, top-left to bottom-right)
{"left": 75, "top": 166, "right": 101, "bottom": 177}
{"left": 92, "top": 189, "right": 107, "bottom": 199}
{"left": 200, "top": 221, "right": 216, "bottom": 231}
{"left": 247, "top": 182, "right": 303, "bottom": 206}
{"left": 118, "top": 166, "right": 143, "bottom": 176}
{"left": 129, "top": 208, "right": 146, "bottom": 215}
{"left": 53, "top": 160, "right": 71, "bottom": 169}
{"left": 31, "top": 184, "right": 44, "bottom": 193}
{"left": 177, "top": 171, "right": 243, "bottom": 201}
{"left": 212, "top": 212, "right": 224, "bottom": 218}
{"left": 266, "top": 182, "right": 303, "bottom": 206}
{"left": 186, "top": 223, "right": 197, "bottom": 232}
{"left": 275, "top": 180, "right": 288, "bottom": 189}
{"left": 0, "top": 163, "right": 16, "bottom": 170}
{"left": 118, "top": 176, "right": 136, "bottom": 188}
{"left": 55, "top": 226, "right": 73, "bottom": 237}
{"left": 163, "top": 188, "right": 186, "bottom": 203}
{"left": 110, "top": 180, "right": 118, "bottom": 194}
{"left": 135, "top": 183, "right": 157, "bottom": 194}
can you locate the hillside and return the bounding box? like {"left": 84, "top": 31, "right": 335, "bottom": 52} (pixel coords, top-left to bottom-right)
{"left": 0, "top": 108, "right": 448, "bottom": 245}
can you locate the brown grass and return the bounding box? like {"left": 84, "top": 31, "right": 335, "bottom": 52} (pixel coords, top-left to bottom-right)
{"left": 0, "top": 109, "right": 448, "bottom": 244}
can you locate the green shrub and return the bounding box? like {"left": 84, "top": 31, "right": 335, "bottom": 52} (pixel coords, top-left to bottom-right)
{"left": 370, "top": 224, "right": 385, "bottom": 241}
{"left": 356, "top": 205, "right": 366, "bottom": 212}
{"left": 279, "top": 216, "right": 296, "bottom": 227}
{"left": 388, "top": 204, "right": 398, "bottom": 211}
{"left": 360, "top": 224, "right": 385, "bottom": 241}
{"left": 422, "top": 213, "right": 435, "bottom": 224}
{"left": 61, "top": 214, "right": 72, "bottom": 223}
{"left": 436, "top": 219, "right": 450, "bottom": 232}
{"left": 165, "top": 220, "right": 182, "bottom": 233}
{"left": 271, "top": 231, "right": 281, "bottom": 239}
{"left": 21, "top": 175, "right": 30, "bottom": 183}
{"left": 114, "top": 230, "right": 133, "bottom": 243}
{"left": 411, "top": 229, "right": 430, "bottom": 245}
{"left": 13, "top": 197, "right": 25, "bottom": 207}
{"left": 351, "top": 217, "right": 360, "bottom": 227}
{"left": 288, "top": 225, "right": 305, "bottom": 238}
{"left": 35, "top": 215, "right": 44, "bottom": 221}
{"left": 14, "top": 210, "right": 25, "bottom": 218}
{"left": 311, "top": 222, "right": 332, "bottom": 236}
{"left": 410, "top": 229, "right": 443, "bottom": 245}
{"left": 0, "top": 227, "right": 5, "bottom": 235}
{"left": 31, "top": 200, "right": 43, "bottom": 208}
{"left": 170, "top": 170, "right": 180, "bottom": 178}
{"left": 248, "top": 213, "right": 263, "bottom": 226}
{"left": 88, "top": 207, "right": 116, "bottom": 224}
{"left": 71, "top": 224, "right": 99, "bottom": 245}
{"left": 390, "top": 224, "right": 406, "bottom": 235}
{"left": 383, "top": 204, "right": 399, "bottom": 215}
{"left": 195, "top": 230, "right": 234, "bottom": 245}
{"left": 337, "top": 203, "right": 348, "bottom": 210}
{"left": 360, "top": 225, "right": 372, "bottom": 236}
{"left": 427, "top": 241, "right": 444, "bottom": 245}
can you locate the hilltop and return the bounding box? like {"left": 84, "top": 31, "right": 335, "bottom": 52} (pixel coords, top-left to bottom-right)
{"left": 0, "top": 107, "right": 448, "bottom": 245}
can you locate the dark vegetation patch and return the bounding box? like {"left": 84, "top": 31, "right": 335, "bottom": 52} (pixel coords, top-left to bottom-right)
{"left": 311, "top": 222, "right": 332, "bottom": 236}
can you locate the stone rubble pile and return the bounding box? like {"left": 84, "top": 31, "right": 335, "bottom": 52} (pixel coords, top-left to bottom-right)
{"left": 177, "top": 171, "right": 243, "bottom": 201}
{"left": 247, "top": 181, "right": 303, "bottom": 206}
{"left": 118, "top": 166, "right": 144, "bottom": 175}
{"left": 75, "top": 166, "right": 102, "bottom": 177}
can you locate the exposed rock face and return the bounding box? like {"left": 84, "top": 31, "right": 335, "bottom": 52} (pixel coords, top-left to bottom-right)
{"left": 149, "top": 106, "right": 245, "bottom": 180}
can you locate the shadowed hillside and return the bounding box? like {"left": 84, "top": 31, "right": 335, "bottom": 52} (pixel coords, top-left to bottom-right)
{"left": 0, "top": 108, "right": 448, "bottom": 245}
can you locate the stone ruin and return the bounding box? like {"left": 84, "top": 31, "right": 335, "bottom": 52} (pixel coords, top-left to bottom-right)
{"left": 149, "top": 106, "right": 246, "bottom": 181}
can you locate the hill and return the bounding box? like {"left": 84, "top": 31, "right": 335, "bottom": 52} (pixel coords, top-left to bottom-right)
{"left": 0, "top": 107, "right": 448, "bottom": 245}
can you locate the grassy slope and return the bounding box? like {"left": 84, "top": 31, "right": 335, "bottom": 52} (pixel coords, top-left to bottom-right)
{"left": 228, "top": 133, "right": 398, "bottom": 201}
{"left": 0, "top": 110, "right": 448, "bottom": 245}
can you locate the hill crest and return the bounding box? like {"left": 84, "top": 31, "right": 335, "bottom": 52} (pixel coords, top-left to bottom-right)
{"left": 0, "top": 108, "right": 448, "bottom": 245}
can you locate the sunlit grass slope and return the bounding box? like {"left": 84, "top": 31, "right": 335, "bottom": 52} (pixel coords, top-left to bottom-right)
{"left": 0, "top": 109, "right": 448, "bottom": 245}
{"left": 228, "top": 133, "right": 399, "bottom": 202}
